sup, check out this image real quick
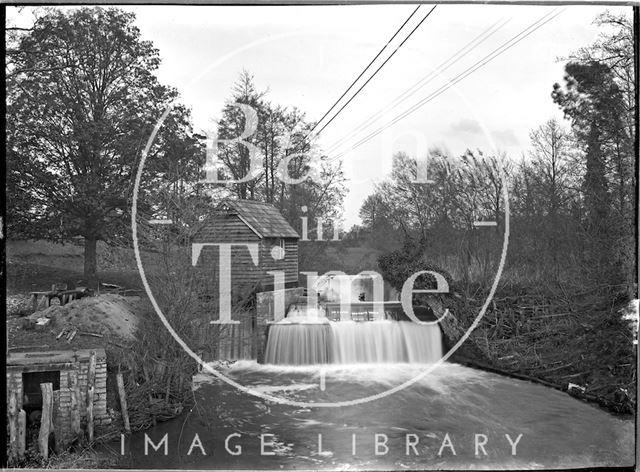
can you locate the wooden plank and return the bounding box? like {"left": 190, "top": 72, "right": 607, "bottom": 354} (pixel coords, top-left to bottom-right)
{"left": 39, "top": 382, "right": 54, "bottom": 459}
{"left": 116, "top": 373, "right": 131, "bottom": 433}
{"left": 226, "top": 327, "right": 232, "bottom": 360}
{"left": 246, "top": 317, "right": 253, "bottom": 359}
{"left": 17, "top": 409, "right": 26, "bottom": 459}
{"left": 8, "top": 390, "right": 18, "bottom": 461}
{"left": 69, "top": 371, "right": 81, "bottom": 439}
{"left": 230, "top": 324, "right": 236, "bottom": 359}
{"left": 86, "top": 350, "right": 96, "bottom": 442}
{"left": 52, "top": 390, "right": 60, "bottom": 447}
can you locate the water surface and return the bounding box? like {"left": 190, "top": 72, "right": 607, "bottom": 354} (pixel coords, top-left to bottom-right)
{"left": 123, "top": 361, "right": 634, "bottom": 470}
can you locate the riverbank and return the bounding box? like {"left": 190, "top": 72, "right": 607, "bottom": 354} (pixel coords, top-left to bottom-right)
{"left": 439, "top": 283, "right": 637, "bottom": 417}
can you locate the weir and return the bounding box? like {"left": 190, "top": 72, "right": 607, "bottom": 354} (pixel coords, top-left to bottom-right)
{"left": 264, "top": 319, "right": 443, "bottom": 365}
{"left": 263, "top": 274, "right": 443, "bottom": 366}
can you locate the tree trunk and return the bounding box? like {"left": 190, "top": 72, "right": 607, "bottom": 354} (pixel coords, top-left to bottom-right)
{"left": 84, "top": 235, "right": 98, "bottom": 288}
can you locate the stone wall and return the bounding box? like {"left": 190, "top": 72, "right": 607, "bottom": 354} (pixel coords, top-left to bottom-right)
{"left": 6, "top": 348, "right": 110, "bottom": 448}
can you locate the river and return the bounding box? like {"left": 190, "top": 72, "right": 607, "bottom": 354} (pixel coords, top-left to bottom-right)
{"left": 119, "top": 360, "right": 634, "bottom": 469}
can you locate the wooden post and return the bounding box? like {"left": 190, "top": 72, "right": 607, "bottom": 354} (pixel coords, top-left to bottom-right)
{"left": 230, "top": 324, "right": 236, "bottom": 360}
{"left": 8, "top": 390, "right": 18, "bottom": 462}
{"left": 39, "top": 382, "right": 54, "bottom": 459}
{"left": 18, "top": 409, "right": 26, "bottom": 459}
{"left": 164, "top": 371, "right": 172, "bottom": 405}
{"left": 69, "top": 372, "right": 81, "bottom": 439}
{"left": 52, "top": 389, "right": 60, "bottom": 451}
{"left": 197, "top": 351, "right": 204, "bottom": 372}
{"left": 86, "top": 350, "right": 96, "bottom": 442}
{"left": 116, "top": 372, "right": 130, "bottom": 433}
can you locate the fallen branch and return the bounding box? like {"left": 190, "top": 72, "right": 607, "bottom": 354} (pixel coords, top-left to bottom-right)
{"left": 536, "top": 362, "right": 574, "bottom": 374}
{"left": 79, "top": 331, "right": 104, "bottom": 338}
{"left": 529, "top": 312, "right": 573, "bottom": 319}
{"left": 560, "top": 372, "right": 587, "bottom": 379}
{"left": 9, "top": 344, "right": 50, "bottom": 350}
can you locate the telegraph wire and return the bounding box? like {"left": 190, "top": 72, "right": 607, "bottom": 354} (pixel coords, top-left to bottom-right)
{"left": 310, "top": 5, "right": 438, "bottom": 140}
{"left": 324, "top": 17, "right": 510, "bottom": 155}
{"left": 331, "top": 8, "right": 563, "bottom": 159}
{"left": 329, "top": 7, "right": 565, "bottom": 161}
{"left": 307, "top": 5, "right": 423, "bottom": 135}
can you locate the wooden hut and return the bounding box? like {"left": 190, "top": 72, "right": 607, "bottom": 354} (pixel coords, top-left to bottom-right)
{"left": 192, "top": 200, "right": 301, "bottom": 361}
{"left": 193, "top": 199, "right": 300, "bottom": 298}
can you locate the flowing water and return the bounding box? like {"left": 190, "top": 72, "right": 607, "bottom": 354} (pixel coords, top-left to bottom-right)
{"left": 264, "top": 321, "right": 443, "bottom": 364}
{"left": 123, "top": 361, "right": 634, "bottom": 469}
{"left": 122, "top": 317, "right": 634, "bottom": 469}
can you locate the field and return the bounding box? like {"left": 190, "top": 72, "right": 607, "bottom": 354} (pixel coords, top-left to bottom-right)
{"left": 6, "top": 240, "right": 144, "bottom": 296}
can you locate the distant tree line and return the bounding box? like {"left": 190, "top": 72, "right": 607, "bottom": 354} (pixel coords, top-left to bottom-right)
{"left": 357, "top": 12, "right": 635, "bottom": 297}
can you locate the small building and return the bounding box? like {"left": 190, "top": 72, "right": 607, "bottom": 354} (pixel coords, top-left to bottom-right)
{"left": 6, "top": 348, "right": 109, "bottom": 449}
{"left": 193, "top": 199, "right": 300, "bottom": 295}
{"left": 193, "top": 200, "right": 302, "bottom": 361}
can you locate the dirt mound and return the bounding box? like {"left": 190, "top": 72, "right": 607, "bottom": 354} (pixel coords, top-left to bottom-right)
{"left": 29, "top": 294, "right": 143, "bottom": 341}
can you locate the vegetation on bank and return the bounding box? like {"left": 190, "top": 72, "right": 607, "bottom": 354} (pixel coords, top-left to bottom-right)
{"left": 374, "top": 240, "right": 636, "bottom": 416}
{"left": 447, "top": 285, "right": 635, "bottom": 415}
{"left": 360, "top": 11, "right": 637, "bottom": 416}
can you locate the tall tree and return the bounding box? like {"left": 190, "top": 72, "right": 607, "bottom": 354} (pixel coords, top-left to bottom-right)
{"left": 209, "top": 71, "right": 346, "bottom": 232}
{"left": 7, "top": 7, "right": 193, "bottom": 285}
{"left": 215, "top": 70, "right": 267, "bottom": 200}
{"left": 552, "top": 60, "right": 632, "bottom": 283}
{"left": 528, "top": 119, "right": 577, "bottom": 220}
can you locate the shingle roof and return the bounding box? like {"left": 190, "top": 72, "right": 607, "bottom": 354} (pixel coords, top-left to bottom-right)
{"left": 219, "top": 200, "right": 300, "bottom": 239}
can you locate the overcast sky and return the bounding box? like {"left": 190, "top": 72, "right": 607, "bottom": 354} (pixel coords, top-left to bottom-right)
{"left": 8, "top": 4, "right": 633, "bottom": 226}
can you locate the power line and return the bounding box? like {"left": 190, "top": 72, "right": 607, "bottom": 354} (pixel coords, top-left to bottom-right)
{"left": 311, "top": 5, "right": 438, "bottom": 140}
{"left": 329, "top": 7, "right": 565, "bottom": 162}
{"left": 332, "top": 8, "right": 562, "bottom": 159}
{"left": 325, "top": 16, "right": 510, "bottom": 155}
{"left": 307, "top": 5, "right": 423, "bottom": 136}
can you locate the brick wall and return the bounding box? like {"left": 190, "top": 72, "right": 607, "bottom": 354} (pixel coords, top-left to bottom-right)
{"left": 6, "top": 348, "right": 110, "bottom": 448}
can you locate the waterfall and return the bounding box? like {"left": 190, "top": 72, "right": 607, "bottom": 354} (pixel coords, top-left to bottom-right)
{"left": 264, "top": 324, "right": 333, "bottom": 364}
{"left": 264, "top": 320, "right": 442, "bottom": 365}
{"left": 331, "top": 321, "right": 442, "bottom": 364}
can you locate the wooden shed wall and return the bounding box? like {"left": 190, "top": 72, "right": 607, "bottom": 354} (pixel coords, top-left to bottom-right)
{"left": 193, "top": 214, "right": 260, "bottom": 243}
{"left": 259, "top": 238, "right": 298, "bottom": 286}
{"left": 195, "top": 241, "right": 298, "bottom": 291}
{"left": 193, "top": 214, "right": 299, "bottom": 292}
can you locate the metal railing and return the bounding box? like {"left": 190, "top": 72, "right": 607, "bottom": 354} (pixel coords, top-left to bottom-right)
{"left": 321, "top": 301, "right": 404, "bottom": 322}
